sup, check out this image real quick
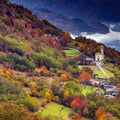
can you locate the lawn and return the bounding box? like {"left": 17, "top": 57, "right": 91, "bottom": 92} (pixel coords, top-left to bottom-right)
{"left": 79, "top": 85, "right": 104, "bottom": 96}
{"left": 64, "top": 49, "right": 79, "bottom": 57}
{"left": 103, "top": 67, "right": 114, "bottom": 78}
{"left": 79, "top": 65, "right": 114, "bottom": 78}
{"left": 41, "top": 102, "right": 74, "bottom": 120}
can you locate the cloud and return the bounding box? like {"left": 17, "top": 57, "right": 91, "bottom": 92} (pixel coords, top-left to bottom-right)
{"left": 71, "top": 29, "right": 120, "bottom": 43}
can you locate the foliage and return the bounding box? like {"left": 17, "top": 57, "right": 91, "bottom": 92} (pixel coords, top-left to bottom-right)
{"left": 87, "top": 93, "right": 120, "bottom": 119}
{"left": 5, "top": 53, "right": 35, "bottom": 71}
{"left": 64, "top": 32, "right": 71, "bottom": 41}
{"left": 79, "top": 72, "right": 91, "bottom": 83}
{"left": 0, "top": 35, "right": 31, "bottom": 55}
{"left": 71, "top": 98, "right": 83, "bottom": 109}
{"left": 65, "top": 81, "right": 80, "bottom": 94}
{"left": 0, "top": 102, "right": 40, "bottom": 120}
{"left": 17, "top": 97, "right": 40, "bottom": 112}
{"left": 81, "top": 67, "right": 93, "bottom": 76}
{"left": 75, "top": 36, "right": 120, "bottom": 65}
{"left": 32, "top": 52, "right": 64, "bottom": 69}
{"left": 0, "top": 77, "right": 39, "bottom": 112}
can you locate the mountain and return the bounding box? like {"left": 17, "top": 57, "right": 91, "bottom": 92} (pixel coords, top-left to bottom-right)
{"left": 0, "top": 1, "right": 120, "bottom": 120}
{"left": 33, "top": 8, "right": 109, "bottom": 34}
{"left": 9, "top": 0, "right": 109, "bottom": 34}
{"left": 10, "top": 0, "right": 120, "bottom": 23}
{"left": 9, "top": 0, "right": 120, "bottom": 51}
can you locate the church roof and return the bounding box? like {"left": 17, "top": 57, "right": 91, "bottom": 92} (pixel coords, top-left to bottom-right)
{"left": 95, "top": 53, "right": 102, "bottom": 55}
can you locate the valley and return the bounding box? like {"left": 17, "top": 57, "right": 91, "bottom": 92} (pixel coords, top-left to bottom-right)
{"left": 0, "top": 0, "right": 120, "bottom": 120}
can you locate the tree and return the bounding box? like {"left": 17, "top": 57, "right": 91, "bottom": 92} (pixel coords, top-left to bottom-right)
{"left": 79, "top": 42, "right": 85, "bottom": 52}
{"left": 79, "top": 72, "right": 91, "bottom": 84}
{"left": 44, "top": 92, "right": 52, "bottom": 103}
{"left": 83, "top": 107, "right": 89, "bottom": 117}
{"left": 0, "top": 102, "right": 40, "bottom": 120}
{"left": 39, "top": 65, "right": 50, "bottom": 76}
{"left": 71, "top": 98, "right": 83, "bottom": 110}
{"left": 64, "top": 32, "right": 71, "bottom": 41}
{"left": 82, "top": 67, "right": 93, "bottom": 76}
{"left": 95, "top": 107, "right": 106, "bottom": 120}
{"left": 64, "top": 91, "right": 70, "bottom": 100}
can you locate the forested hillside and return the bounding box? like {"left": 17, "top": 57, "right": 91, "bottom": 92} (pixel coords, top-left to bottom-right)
{"left": 0, "top": 1, "right": 120, "bottom": 120}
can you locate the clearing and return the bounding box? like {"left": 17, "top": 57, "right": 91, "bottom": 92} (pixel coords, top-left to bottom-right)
{"left": 79, "top": 65, "right": 114, "bottom": 78}
{"left": 41, "top": 102, "right": 74, "bottom": 120}
{"left": 79, "top": 85, "right": 104, "bottom": 96}
{"left": 64, "top": 49, "right": 79, "bottom": 57}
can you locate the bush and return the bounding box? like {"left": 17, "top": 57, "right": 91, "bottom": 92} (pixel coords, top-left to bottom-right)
{"left": 0, "top": 35, "right": 31, "bottom": 55}
{"left": 0, "top": 102, "right": 40, "bottom": 120}
{"left": 0, "top": 77, "right": 26, "bottom": 102}
{"left": 65, "top": 81, "right": 80, "bottom": 94}
{"left": 32, "top": 53, "right": 63, "bottom": 69}
{"left": 6, "top": 53, "right": 35, "bottom": 71}
{"left": 17, "top": 97, "right": 40, "bottom": 112}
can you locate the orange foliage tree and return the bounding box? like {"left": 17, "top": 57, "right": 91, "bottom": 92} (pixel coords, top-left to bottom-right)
{"left": 64, "top": 91, "right": 70, "bottom": 100}
{"left": 40, "top": 65, "right": 50, "bottom": 76}
{"left": 79, "top": 42, "right": 85, "bottom": 52}
{"left": 71, "top": 98, "right": 83, "bottom": 110}
{"left": 95, "top": 107, "right": 106, "bottom": 120}
{"left": 64, "top": 32, "right": 71, "bottom": 41}
{"left": 79, "top": 72, "right": 91, "bottom": 84}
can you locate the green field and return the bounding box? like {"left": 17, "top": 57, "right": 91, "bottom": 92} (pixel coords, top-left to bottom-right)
{"left": 79, "top": 65, "right": 114, "bottom": 78}
{"left": 64, "top": 49, "right": 79, "bottom": 57}
{"left": 41, "top": 102, "right": 74, "bottom": 120}
{"left": 79, "top": 85, "right": 104, "bottom": 96}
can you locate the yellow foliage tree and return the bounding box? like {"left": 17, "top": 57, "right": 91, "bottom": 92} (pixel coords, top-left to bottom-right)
{"left": 64, "top": 91, "right": 70, "bottom": 100}
{"left": 79, "top": 42, "right": 85, "bottom": 51}
{"left": 64, "top": 32, "right": 71, "bottom": 41}
{"left": 95, "top": 107, "right": 106, "bottom": 120}
{"left": 44, "top": 92, "right": 52, "bottom": 103}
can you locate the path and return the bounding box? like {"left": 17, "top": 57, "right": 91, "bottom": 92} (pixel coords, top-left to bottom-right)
{"left": 96, "top": 62, "right": 109, "bottom": 79}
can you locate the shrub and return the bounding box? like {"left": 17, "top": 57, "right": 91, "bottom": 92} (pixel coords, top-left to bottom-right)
{"left": 32, "top": 53, "right": 63, "bottom": 69}
{"left": 6, "top": 53, "right": 35, "bottom": 71}
{"left": 0, "top": 102, "right": 40, "bottom": 120}
{"left": 17, "top": 97, "right": 40, "bottom": 112}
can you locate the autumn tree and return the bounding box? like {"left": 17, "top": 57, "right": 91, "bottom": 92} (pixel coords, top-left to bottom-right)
{"left": 83, "top": 107, "right": 89, "bottom": 117}
{"left": 79, "top": 42, "right": 85, "bottom": 52}
{"left": 44, "top": 91, "right": 52, "bottom": 103}
{"left": 61, "top": 72, "right": 69, "bottom": 81}
{"left": 40, "top": 65, "right": 50, "bottom": 76}
{"left": 64, "top": 32, "right": 71, "bottom": 41}
{"left": 71, "top": 98, "right": 83, "bottom": 115}
{"left": 81, "top": 67, "right": 93, "bottom": 76}
{"left": 72, "top": 113, "right": 85, "bottom": 120}
{"left": 0, "top": 102, "right": 40, "bottom": 120}
{"left": 37, "top": 28, "right": 43, "bottom": 37}
{"left": 79, "top": 72, "right": 91, "bottom": 84}
{"left": 64, "top": 91, "right": 70, "bottom": 100}
{"left": 95, "top": 107, "right": 106, "bottom": 120}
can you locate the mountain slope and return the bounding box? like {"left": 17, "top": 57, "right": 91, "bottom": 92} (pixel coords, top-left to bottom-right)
{"left": 10, "top": 0, "right": 120, "bottom": 23}
{"left": 0, "top": 0, "right": 67, "bottom": 72}
{"left": 10, "top": 0, "right": 110, "bottom": 34}
{"left": 33, "top": 8, "right": 109, "bottom": 34}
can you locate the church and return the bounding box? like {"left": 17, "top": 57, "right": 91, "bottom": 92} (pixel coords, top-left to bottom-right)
{"left": 95, "top": 46, "right": 104, "bottom": 61}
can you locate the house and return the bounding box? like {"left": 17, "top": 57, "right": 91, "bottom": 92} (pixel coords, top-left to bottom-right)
{"left": 88, "top": 79, "right": 99, "bottom": 86}
{"left": 84, "top": 57, "right": 94, "bottom": 65}
{"left": 95, "top": 89, "right": 102, "bottom": 96}
{"left": 92, "top": 74, "right": 98, "bottom": 79}
{"left": 95, "top": 46, "right": 104, "bottom": 61}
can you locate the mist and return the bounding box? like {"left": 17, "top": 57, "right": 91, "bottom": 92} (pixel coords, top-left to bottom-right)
{"left": 71, "top": 29, "right": 120, "bottom": 44}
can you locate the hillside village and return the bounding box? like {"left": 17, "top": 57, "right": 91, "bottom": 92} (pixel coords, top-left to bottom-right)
{"left": 0, "top": 0, "right": 120, "bottom": 120}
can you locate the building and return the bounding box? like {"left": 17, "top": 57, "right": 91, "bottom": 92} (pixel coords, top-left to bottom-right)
{"left": 95, "top": 46, "right": 104, "bottom": 61}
